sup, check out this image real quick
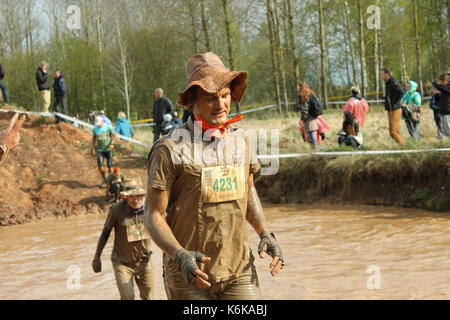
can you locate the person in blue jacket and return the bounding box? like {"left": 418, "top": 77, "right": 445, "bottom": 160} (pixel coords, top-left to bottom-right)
{"left": 401, "top": 80, "right": 422, "bottom": 140}
{"left": 100, "top": 110, "right": 112, "bottom": 126}
{"left": 115, "top": 112, "right": 135, "bottom": 142}
{"left": 53, "top": 70, "right": 67, "bottom": 123}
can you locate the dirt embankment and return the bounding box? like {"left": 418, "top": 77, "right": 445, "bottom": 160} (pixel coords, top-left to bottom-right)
{"left": 0, "top": 112, "right": 148, "bottom": 226}
{"left": 255, "top": 153, "right": 450, "bottom": 212}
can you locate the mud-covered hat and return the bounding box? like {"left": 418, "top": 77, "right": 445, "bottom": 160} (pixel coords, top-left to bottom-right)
{"left": 121, "top": 178, "right": 146, "bottom": 197}
{"left": 178, "top": 52, "right": 248, "bottom": 109}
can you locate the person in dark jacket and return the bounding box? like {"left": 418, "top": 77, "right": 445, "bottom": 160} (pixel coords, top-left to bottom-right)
{"left": 152, "top": 88, "right": 174, "bottom": 143}
{"left": 382, "top": 67, "right": 405, "bottom": 146}
{"left": 433, "top": 73, "right": 450, "bottom": 137}
{"left": 36, "top": 61, "right": 51, "bottom": 112}
{"left": 53, "top": 70, "right": 67, "bottom": 123}
{"left": 430, "top": 88, "right": 443, "bottom": 138}
{"left": 0, "top": 62, "right": 9, "bottom": 105}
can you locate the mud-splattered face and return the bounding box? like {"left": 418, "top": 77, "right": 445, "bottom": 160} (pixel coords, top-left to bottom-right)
{"left": 193, "top": 86, "right": 231, "bottom": 125}
{"left": 127, "top": 195, "right": 145, "bottom": 209}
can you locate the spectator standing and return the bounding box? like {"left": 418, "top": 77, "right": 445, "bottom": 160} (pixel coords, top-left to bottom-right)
{"left": 53, "top": 70, "right": 67, "bottom": 123}
{"left": 36, "top": 61, "right": 51, "bottom": 113}
{"left": 382, "top": 67, "right": 405, "bottom": 146}
{"left": 152, "top": 88, "right": 174, "bottom": 143}
{"left": 401, "top": 80, "right": 422, "bottom": 140}
{"left": 433, "top": 73, "right": 450, "bottom": 137}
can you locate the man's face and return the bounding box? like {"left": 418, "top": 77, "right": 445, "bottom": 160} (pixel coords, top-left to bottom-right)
{"left": 439, "top": 76, "right": 449, "bottom": 85}
{"left": 127, "top": 195, "right": 145, "bottom": 209}
{"left": 155, "top": 90, "right": 163, "bottom": 99}
{"left": 381, "top": 70, "right": 389, "bottom": 82}
{"left": 55, "top": 71, "right": 60, "bottom": 78}
{"left": 193, "top": 86, "right": 232, "bottom": 125}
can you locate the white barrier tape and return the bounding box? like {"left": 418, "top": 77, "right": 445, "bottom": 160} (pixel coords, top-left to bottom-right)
{"left": 257, "top": 148, "right": 450, "bottom": 159}
{"left": 1, "top": 109, "right": 153, "bottom": 149}
{"left": 53, "top": 113, "right": 153, "bottom": 148}
{"left": 132, "top": 123, "right": 155, "bottom": 128}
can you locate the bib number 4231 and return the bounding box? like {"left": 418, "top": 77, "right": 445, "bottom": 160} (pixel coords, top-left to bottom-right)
{"left": 202, "top": 164, "right": 245, "bottom": 203}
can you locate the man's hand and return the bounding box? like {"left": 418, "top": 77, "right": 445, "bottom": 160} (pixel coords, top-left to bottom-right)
{"left": 258, "top": 231, "right": 284, "bottom": 277}
{"left": 173, "top": 248, "right": 211, "bottom": 289}
{"left": 0, "top": 113, "right": 25, "bottom": 150}
{"left": 92, "top": 257, "right": 101, "bottom": 273}
{"left": 91, "top": 148, "right": 96, "bottom": 156}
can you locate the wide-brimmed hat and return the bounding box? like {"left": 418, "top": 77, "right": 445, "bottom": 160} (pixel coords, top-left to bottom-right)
{"left": 178, "top": 52, "right": 248, "bottom": 109}
{"left": 121, "top": 178, "right": 146, "bottom": 197}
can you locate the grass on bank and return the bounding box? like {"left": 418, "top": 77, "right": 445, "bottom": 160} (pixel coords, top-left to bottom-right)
{"left": 133, "top": 102, "right": 450, "bottom": 153}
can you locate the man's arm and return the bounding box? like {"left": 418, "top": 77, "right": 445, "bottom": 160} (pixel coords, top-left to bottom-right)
{"left": 92, "top": 210, "right": 114, "bottom": 273}
{"left": 144, "top": 186, "right": 211, "bottom": 288}
{"left": 144, "top": 187, "right": 181, "bottom": 258}
{"left": 94, "top": 227, "right": 112, "bottom": 259}
{"left": 246, "top": 174, "right": 284, "bottom": 276}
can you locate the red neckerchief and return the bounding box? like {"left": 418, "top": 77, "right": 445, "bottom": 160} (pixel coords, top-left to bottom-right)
{"left": 194, "top": 113, "right": 245, "bottom": 138}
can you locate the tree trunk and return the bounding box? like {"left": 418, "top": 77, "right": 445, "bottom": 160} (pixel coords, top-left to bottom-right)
{"left": 222, "top": 0, "right": 235, "bottom": 70}
{"left": 344, "top": 0, "right": 360, "bottom": 88}
{"left": 447, "top": 0, "right": 450, "bottom": 70}
{"left": 412, "top": 0, "right": 423, "bottom": 96}
{"left": 96, "top": 0, "right": 106, "bottom": 109}
{"left": 318, "top": 0, "right": 328, "bottom": 109}
{"left": 374, "top": 28, "right": 380, "bottom": 99}
{"left": 221, "top": 0, "right": 239, "bottom": 113}
{"left": 274, "top": 0, "right": 289, "bottom": 113}
{"left": 357, "top": 0, "right": 367, "bottom": 97}
{"left": 400, "top": 41, "right": 408, "bottom": 84}
{"left": 379, "top": 31, "right": 384, "bottom": 97}
{"left": 115, "top": 17, "right": 131, "bottom": 121}
{"left": 188, "top": 0, "right": 199, "bottom": 53}
{"left": 200, "top": 0, "right": 211, "bottom": 51}
{"left": 287, "top": 0, "right": 300, "bottom": 98}
{"left": 267, "top": 0, "right": 283, "bottom": 117}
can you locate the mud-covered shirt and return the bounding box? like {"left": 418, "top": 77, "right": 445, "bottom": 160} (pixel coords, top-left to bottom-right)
{"left": 104, "top": 201, "right": 152, "bottom": 267}
{"left": 107, "top": 173, "right": 124, "bottom": 185}
{"left": 93, "top": 124, "right": 115, "bottom": 152}
{"left": 147, "top": 116, "right": 261, "bottom": 283}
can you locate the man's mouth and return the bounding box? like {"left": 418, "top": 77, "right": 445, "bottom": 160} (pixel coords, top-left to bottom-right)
{"left": 212, "top": 110, "right": 226, "bottom": 117}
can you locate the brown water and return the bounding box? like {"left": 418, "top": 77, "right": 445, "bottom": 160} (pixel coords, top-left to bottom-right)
{"left": 0, "top": 204, "right": 449, "bottom": 300}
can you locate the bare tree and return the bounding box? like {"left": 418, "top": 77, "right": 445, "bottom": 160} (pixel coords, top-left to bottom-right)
{"left": 287, "top": 0, "right": 299, "bottom": 85}
{"left": 109, "top": 16, "right": 136, "bottom": 120}
{"left": 344, "top": 0, "right": 359, "bottom": 88}
{"left": 357, "top": 0, "right": 368, "bottom": 97}
{"left": 412, "top": 0, "right": 423, "bottom": 96}
{"left": 200, "top": 0, "right": 212, "bottom": 51}
{"left": 266, "top": 0, "right": 283, "bottom": 117}
{"left": 274, "top": 0, "right": 289, "bottom": 112}
{"left": 318, "top": 0, "right": 328, "bottom": 108}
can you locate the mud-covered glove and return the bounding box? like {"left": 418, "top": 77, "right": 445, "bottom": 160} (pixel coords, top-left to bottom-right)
{"left": 258, "top": 231, "right": 285, "bottom": 266}
{"left": 173, "top": 248, "right": 206, "bottom": 284}
{"left": 91, "top": 257, "right": 102, "bottom": 273}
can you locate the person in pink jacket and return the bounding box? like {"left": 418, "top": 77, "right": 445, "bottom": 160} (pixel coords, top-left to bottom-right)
{"left": 343, "top": 87, "right": 369, "bottom": 128}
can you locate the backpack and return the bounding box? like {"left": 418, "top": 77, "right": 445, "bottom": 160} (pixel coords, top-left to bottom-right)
{"left": 308, "top": 95, "right": 324, "bottom": 118}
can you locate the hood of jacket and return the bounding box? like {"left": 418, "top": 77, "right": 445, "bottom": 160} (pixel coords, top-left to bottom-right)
{"left": 117, "top": 117, "right": 128, "bottom": 124}
{"left": 407, "top": 80, "right": 417, "bottom": 94}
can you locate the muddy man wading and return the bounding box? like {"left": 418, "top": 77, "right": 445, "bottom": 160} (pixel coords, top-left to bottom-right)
{"left": 92, "top": 178, "right": 154, "bottom": 300}
{"left": 145, "top": 52, "right": 284, "bottom": 300}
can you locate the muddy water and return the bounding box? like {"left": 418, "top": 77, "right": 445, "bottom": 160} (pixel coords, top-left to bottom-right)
{"left": 0, "top": 204, "right": 449, "bottom": 300}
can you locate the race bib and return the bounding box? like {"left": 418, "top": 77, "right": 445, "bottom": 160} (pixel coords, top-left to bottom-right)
{"left": 201, "top": 164, "right": 245, "bottom": 203}
{"left": 126, "top": 223, "right": 151, "bottom": 242}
